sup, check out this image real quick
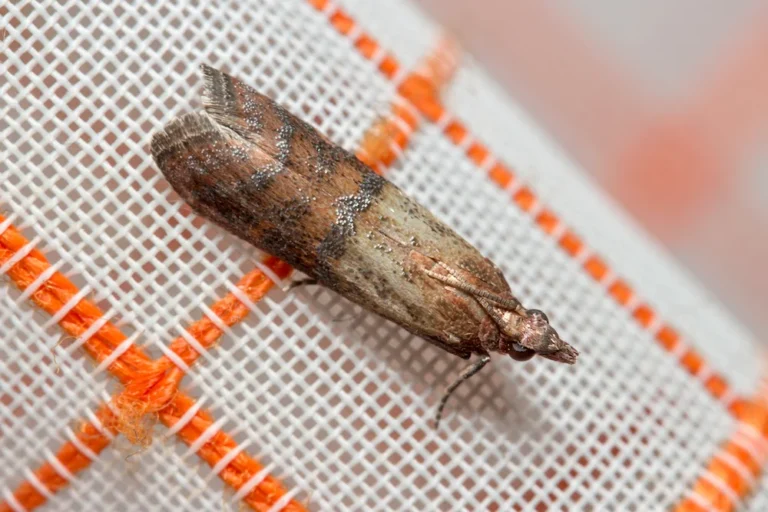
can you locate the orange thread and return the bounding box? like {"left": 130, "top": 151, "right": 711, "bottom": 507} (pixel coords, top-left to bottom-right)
{"left": 674, "top": 390, "right": 768, "bottom": 512}
{"left": 306, "top": 0, "right": 327, "bottom": 9}
{"left": 607, "top": 279, "right": 633, "bottom": 306}
{"left": 583, "top": 255, "right": 609, "bottom": 282}
{"left": 466, "top": 143, "right": 490, "bottom": 167}
{"left": 305, "top": 0, "right": 746, "bottom": 420}
{"left": 0, "top": 219, "right": 303, "bottom": 512}
{"left": 378, "top": 56, "right": 400, "bottom": 80}
{"left": 680, "top": 350, "right": 705, "bottom": 375}
{"left": 656, "top": 325, "right": 681, "bottom": 351}
{"left": 1, "top": 37, "right": 456, "bottom": 510}
{"left": 0, "top": 405, "right": 116, "bottom": 512}
{"left": 535, "top": 210, "right": 561, "bottom": 235}
{"left": 632, "top": 304, "right": 655, "bottom": 328}
{"left": 488, "top": 163, "right": 514, "bottom": 189}
{"left": 444, "top": 120, "right": 468, "bottom": 145}
{"left": 558, "top": 230, "right": 584, "bottom": 257}
{"left": 706, "top": 375, "right": 729, "bottom": 400}
{"left": 355, "top": 34, "right": 378, "bottom": 59}
{"left": 513, "top": 187, "right": 537, "bottom": 212}
{"left": 329, "top": 11, "right": 355, "bottom": 35}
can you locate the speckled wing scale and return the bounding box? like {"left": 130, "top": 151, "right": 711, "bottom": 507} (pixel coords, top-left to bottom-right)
{"left": 151, "top": 65, "right": 578, "bottom": 427}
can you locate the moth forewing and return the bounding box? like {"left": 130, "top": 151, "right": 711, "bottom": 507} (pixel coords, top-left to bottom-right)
{"left": 151, "top": 65, "right": 578, "bottom": 427}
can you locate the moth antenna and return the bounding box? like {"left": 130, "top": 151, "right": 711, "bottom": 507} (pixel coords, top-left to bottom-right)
{"left": 435, "top": 353, "right": 492, "bottom": 428}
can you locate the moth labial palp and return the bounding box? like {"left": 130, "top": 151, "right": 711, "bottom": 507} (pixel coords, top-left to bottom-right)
{"left": 150, "top": 64, "right": 579, "bottom": 429}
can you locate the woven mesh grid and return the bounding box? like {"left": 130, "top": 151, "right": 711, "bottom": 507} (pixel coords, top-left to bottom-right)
{"left": 2, "top": 0, "right": 765, "bottom": 510}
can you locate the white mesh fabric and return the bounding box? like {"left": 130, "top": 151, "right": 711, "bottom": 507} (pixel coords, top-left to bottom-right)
{"left": 2, "top": 0, "right": 765, "bottom": 510}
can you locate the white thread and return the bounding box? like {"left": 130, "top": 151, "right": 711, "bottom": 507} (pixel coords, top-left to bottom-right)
{"left": 505, "top": 177, "right": 523, "bottom": 197}
{"left": 232, "top": 462, "right": 276, "bottom": 503}
{"left": 392, "top": 94, "right": 419, "bottom": 120}
{"left": 85, "top": 409, "right": 114, "bottom": 441}
{"left": 685, "top": 490, "right": 711, "bottom": 511}
{"left": 22, "top": 468, "right": 53, "bottom": 501}
{"left": 43, "top": 285, "right": 92, "bottom": 329}
{"left": 67, "top": 309, "right": 116, "bottom": 353}
{"left": 456, "top": 133, "right": 474, "bottom": 153}
{"left": 165, "top": 397, "right": 206, "bottom": 439}
{"left": 695, "top": 363, "right": 713, "bottom": 383}
{"left": 322, "top": 1, "right": 337, "bottom": 16}
{"left": 388, "top": 114, "right": 413, "bottom": 137}
{"left": 0, "top": 212, "right": 18, "bottom": 236}
{"left": 345, "top": 24, "right": 361, "bottom": 43}
{"left": 740, "top": 423, "right": 768, "bottom": 455}
{"left": 644, "top": 315, "right": 663, "bottom": 337}
{"left": 208, "top": 439, "right": 252, "bottom": 480}
{"left": 731, "top": 434, "right": 763, "bottom": 467}
{"left": 700, "top": 470, "right": 736, "bottom": 504}
{"left": 368, "top": 46, "right": 386, "bottom": 69}
{"left": 388, "top": 140, "right": 403, "bottom": 160}
{"left": 434, "top": 111, "right": 452, "bottom": 132}
{"left": 389, "top": 67, "right": 408, "bottom": 89}
{"left": 225, "top": 279, "right": 260, "bottom": 312}
{"left": 622, "top": 292, "right": 640, "bottom": 312}
{"left": 719, "top": 388, "right": 737, "bottom": 409}
{"left": 0, "top": 235, "right": 41, "bottom": 275}
{"left": 93, "top": 329, "right": 142, "bottom": 375}
{"left": 1, "top": 488, "right": 25, "bottom": 512}
{"left": 100, "top": 391, "right": 120, "bottom": 416}
{"left": 44, "top": 449, "right": 75, "bottom": 482}
{"left": 156, "top": 341, "right": 191, "bottom": 373}
{"left": 200, "top": 304, "right": 231, "bottom": 335}
{"left": 479, "top": 154, "right": 497, "bottom": 174}
{"left": 715, "top": 451, "right": 753, "bottom": 486}
{"left": 176, "top": 325, "right": 214, "bottom": 363}
{"left": 66, "top": 428, "right": 99, "bottom": 461}
{"left": 182, "top": 416, "right": 228, "bottom": 460}
{"left": 18, "top": 260, "right": 64, "bottom": 303}
{"left": 356, "top": 147, "right": 372, "bottom": 163}
{"left": 266, "top": 487, "right": 299, "bottom": 512}
{"left": 570, "top": 241, "right": 591, "bottom": 264}
{"left": 670, "top": 339, "right": 688, "bottom": 360}
{"left": 599, "top": 269, "right": 617, "bottom": 287}
{"left": 253, "top": 259, "right": 286, "bottom": 289}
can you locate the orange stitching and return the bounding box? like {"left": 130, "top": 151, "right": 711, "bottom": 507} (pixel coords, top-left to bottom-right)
{"left": 0, "top": 220, "right": 304, "bottom": 512}
{"left": 513, "top": 187, "right": 538, "bottom": 213}
{"left": 0, "top": 406, "right": 116, "bottom": 512}
{"left": 675, "top": 389, "right": 768, "bottom": 512}
{"left": 535, "top": 209, "right": 561, "bottom": 236}
{"left": 304, "top": 0, "right": 744, "bottom": 415}
{"left": 1, "top": 37, "right": 455, "bottom": 511}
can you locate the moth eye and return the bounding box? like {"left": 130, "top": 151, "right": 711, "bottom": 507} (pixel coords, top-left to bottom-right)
{"left": 527, "top": 309, "right": 549, "bottom": 323}
{"left": 509, "top": 342, "right": 536, "bottom": 361}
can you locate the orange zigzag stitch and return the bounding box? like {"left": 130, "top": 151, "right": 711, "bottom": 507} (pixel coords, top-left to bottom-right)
{"left": 0, "top": 37, "right": 458, "bottom": 512}
{"left": 674, "top": 373, "right": 768, "bottom": 512}
{"left": 0, "top": 220, "right": 301, "bottom": 512}
{"left": 306, "top": 0, "right": 746, "bottom": 417}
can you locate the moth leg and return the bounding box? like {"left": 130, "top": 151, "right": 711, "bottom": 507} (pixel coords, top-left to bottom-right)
{"left": 287, "top": 278, "right": 319, "bottom": 291}
{"left": 435, "top": 353, "right": 492, "bottom": 428}
{"left": 423, "top": 265, "right": 522, "bottom": 311}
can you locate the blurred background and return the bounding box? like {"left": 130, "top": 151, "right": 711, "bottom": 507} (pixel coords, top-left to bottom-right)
{"left": 415, "top": 0, "right": 768, "bottom": 340}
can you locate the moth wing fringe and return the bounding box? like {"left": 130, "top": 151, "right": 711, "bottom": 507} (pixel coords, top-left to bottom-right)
{"left": 199, "top": 64, "right": 241, "bottom": 123}
{"left": 150, "top": 111, "right": 221, "bottom": 160}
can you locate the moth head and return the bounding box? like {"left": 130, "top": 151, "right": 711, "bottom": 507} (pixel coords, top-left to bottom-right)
{"left": 514, "top": 309, "right": 579, "bottom": 364}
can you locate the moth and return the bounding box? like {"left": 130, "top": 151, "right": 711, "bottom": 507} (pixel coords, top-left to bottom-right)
{"left": 151, "top": 65, "right": 578, "bottom": 426}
